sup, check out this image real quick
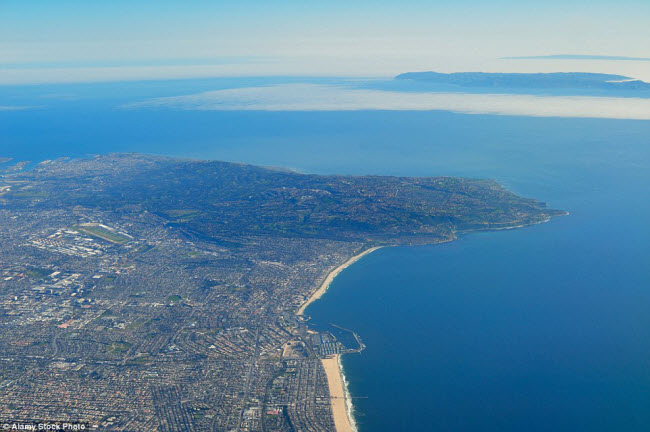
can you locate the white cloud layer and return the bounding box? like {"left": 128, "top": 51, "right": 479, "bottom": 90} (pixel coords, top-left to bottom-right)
{"left": 126, "top": 84, "right": 650, "bottom": 120}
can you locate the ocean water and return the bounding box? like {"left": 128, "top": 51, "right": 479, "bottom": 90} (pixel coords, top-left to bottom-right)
{"left": 3, "top": 78, "right": 650, "bottom": 431}
{"left": 301, "top": 115, "right": 650, "bottom": 431}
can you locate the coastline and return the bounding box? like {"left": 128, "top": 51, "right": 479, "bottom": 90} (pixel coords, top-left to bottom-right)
{"left": 297, "top": 246, "right": 382, "bottom": 316}
{"left": 322, "top": 355, "right": 356, "bottom": 432}
{"left": 295, "top": 217, "right": 561, "bottom": 431}
{"left": 299, "top": 218, "right": 565, "bottom": 431}
{"left": 297, "top": 246, "right": 381, "bottom": 432}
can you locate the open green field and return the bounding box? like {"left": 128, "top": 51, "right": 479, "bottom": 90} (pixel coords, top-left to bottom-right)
{"left": 73, "top": 225, "right": 131, "bottom": 244}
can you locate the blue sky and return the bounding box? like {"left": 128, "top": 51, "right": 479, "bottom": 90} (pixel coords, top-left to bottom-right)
{"left": 2, "top": 1, "right": 650, "bottom": 83}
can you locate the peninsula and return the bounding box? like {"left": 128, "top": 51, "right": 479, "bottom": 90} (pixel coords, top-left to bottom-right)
{"left": 0, "top": 153, "right": 564, "bottom": 431}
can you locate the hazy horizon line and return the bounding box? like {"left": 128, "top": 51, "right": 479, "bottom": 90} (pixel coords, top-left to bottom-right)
{"left": 503, "top": 54, "right": 650, "bottom": 61}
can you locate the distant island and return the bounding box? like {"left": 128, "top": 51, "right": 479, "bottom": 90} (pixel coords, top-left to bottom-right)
{"left": 0, "top": 154, "right": 564, "bottom": 431}
{"left": 396, "top": 71, "right": 650, "bottom": 91}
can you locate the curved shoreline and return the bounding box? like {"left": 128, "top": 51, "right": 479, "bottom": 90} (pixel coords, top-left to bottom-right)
{"left": 296, "top": 217, "right": 564, "bottom": 431}
{"left": 298, "top": 246, "right": 381, "bottom": 432}
{"left": 297, "top": 246, "right": 382, "bottom": 316}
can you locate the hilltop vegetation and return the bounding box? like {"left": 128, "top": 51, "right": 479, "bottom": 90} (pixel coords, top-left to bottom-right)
{"left": 3, "top": 153, "right": 563, "bottom": 245}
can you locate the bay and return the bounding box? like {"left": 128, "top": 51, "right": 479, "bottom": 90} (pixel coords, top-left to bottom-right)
{"left": 3, "top": 77, "right": 650, "bottom": 431}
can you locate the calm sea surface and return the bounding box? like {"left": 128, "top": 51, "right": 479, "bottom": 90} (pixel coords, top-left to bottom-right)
{"left": 3, "top": 78, "right": 650, "bottom": 431}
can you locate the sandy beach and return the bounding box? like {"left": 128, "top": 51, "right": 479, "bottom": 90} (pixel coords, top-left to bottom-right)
{"left": 322, "top": 355, "right": 354, "bottom": 432}
{"left": 297, "top": 246, "right": 381, "bottom": 316}
{"left": 297, "top": 246, "right": 381, "bottom": 432}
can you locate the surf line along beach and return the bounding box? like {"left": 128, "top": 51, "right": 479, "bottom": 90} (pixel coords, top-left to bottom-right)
{"left": 297, "top": 246, "right": 382, "bottom": 432}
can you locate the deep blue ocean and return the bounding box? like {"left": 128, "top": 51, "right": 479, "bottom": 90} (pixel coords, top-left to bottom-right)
{"left": 3, "top": 78, "right": 650, "bottom": 431}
